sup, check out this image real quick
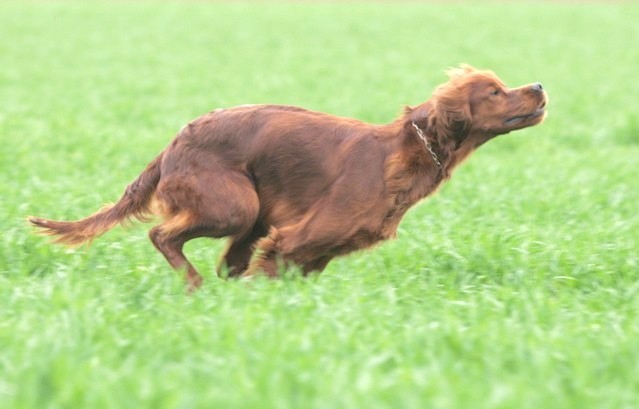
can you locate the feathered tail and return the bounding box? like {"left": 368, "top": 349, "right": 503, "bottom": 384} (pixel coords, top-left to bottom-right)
{"left": 28, "top": 154, "right": 163, "bottom": 246}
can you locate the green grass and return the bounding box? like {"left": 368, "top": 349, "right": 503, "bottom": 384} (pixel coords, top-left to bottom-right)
{"left": 1, "top": 1, "right": 639, "bottom": 408}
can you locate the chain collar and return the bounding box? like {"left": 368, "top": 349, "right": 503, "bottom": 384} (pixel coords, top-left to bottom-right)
{"left": 411, "top": 121, "right": 442, "bottom": 169}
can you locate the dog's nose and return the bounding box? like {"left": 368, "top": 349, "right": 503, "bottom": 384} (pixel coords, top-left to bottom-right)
{"left": 531, "top": 83, "right": 544, "bottom": 92}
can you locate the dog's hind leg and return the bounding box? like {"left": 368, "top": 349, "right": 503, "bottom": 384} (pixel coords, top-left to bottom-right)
{"left": 150, "top": 169, "right": 259, "bottom": 290}
{"left": 242, "top": 227, "right": 283, "bottom": 278}
{"left": 217, "top": 224, "right": 267, "bottom": 278}
{"left": 149, "top": 226, "right": 203, "bottom": 291}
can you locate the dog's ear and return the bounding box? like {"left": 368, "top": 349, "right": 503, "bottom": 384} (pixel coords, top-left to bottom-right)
{"left": 430, "top": 82, "right": 472, "bottom": 148}
{"left": 405, "top": 102, "right": 432, "bottom": 132}
{"left": 406, "top": 99, "right": 467, "bottom": 140}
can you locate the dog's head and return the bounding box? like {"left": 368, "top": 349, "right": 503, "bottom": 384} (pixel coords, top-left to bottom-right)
{"left": 412, "top": 65, "right": 547, "bottom": 152}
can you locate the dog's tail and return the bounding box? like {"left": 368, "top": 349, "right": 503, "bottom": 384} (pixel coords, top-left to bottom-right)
{"left": 28, "top": 154, "right": 163, "bottom": 247}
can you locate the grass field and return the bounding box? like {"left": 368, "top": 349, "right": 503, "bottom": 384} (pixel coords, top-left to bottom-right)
{"left": 1, "top": 2, "right": 638, "bottom": 408}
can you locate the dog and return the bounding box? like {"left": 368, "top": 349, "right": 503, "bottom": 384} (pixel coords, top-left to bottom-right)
{"left": 29, "top": 65, "right": 547, "bottom": 290}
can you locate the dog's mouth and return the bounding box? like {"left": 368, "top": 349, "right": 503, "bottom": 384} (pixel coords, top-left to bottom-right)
{"left": 504, "top": 100, "right": 547, "bottom": 126}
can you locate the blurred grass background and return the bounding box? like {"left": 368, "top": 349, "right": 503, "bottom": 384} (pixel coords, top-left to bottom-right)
{"left": 0, "top": 2, "right": 638, "bottom": 409}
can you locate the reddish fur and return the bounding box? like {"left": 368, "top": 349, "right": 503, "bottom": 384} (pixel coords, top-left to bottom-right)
{"left": 29, "top": 65, "right": 547, "bottom": 289}
{"left": 28, "top": 156, "right": 161, "bottom": 246}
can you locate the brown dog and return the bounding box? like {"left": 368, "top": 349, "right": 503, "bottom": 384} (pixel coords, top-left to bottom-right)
{"left": 29, "top": 65, "right": 547, "bottom": 290}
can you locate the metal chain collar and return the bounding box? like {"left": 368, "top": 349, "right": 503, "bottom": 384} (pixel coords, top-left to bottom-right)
{"left": 411, "top": 121, "right": 442, "bottom": 169}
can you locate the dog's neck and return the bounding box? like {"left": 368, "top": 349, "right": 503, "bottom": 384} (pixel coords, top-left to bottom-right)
{"left": 410, "top": 121, "right": 443, "bottom": 170}
{"left": 379, "top": 105, "right": 482, "bottom": 201}
{"left": 400, "top": 101, "right": 483, "bottom": 181}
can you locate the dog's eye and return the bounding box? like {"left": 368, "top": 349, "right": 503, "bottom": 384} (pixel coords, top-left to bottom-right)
{"left": 490, "top": 89, "right": 501, "bottom": 96}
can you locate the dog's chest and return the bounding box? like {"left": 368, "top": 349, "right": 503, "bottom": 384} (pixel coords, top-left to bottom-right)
{"left": 379, "top": 197, "right": 414, "bottom": 241}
